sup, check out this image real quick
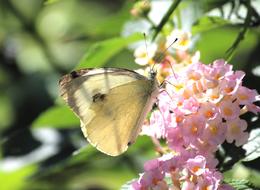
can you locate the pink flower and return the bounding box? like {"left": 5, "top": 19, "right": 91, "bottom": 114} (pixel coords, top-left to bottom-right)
{"left": 206, "top": 59, "right": 233, "bottom": 80}
{"left": 236, "top": 86, "right": 260, "bottom": 105}
{"left": 218, "top": 184, "right": 236, "bottom": 190}
{"left": 219, "top": 71, "right": 244, "bottom": 96}
{"left": 202, "top": 117, "right": 227, "bottom": 147}
{"left": 225, "top": 118, "right": 249, "bottom": 146}
{"left": 134, "top": 59, "right": 260, "bottom": 190}
{"left": 195, "top": 170, "right": 222, "bottom": 190}
{"left": 133, "top": 166, "right": 165, "bottom": 189}
{"left": 218, "top": 98, "right": 241, "bottom": 120}
{"left": 182, "top": 181, "right": 195, "bottom": 190}
{"left": 198, "top": 102, "right": 219, "bottom": 120}
{"left": 158, "top": 153, "right": 182, "bottom": 173}
{"left": 167, "top": 127, "right": 187, "bottom": 152}
{"left": 186, "top": 155, "right": 206, "bottom": 176}
{"left": 181, "top": 115, "right": 205, "bottom": 144}
{"left": 141, "top": 110, "right": 166, "bottom": 139}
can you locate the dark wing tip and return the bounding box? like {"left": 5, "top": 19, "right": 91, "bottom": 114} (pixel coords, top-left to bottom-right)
{"left": 59, "top": 69, "right": 91, "bottom": 87}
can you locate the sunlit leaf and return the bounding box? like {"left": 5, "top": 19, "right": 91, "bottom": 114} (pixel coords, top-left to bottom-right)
{"left": 0, "top": 165, "right": 36, "bottom": 190}
{"left": 32, "top": 105, "right": 79, "bottom": 128}
{"left": 242, "top": 128, "right": 260, "bottom": 162}
{"left": 196, "top": 27, "right": 258, "bottom": 69}
{"left": 76, "top": 33, "right": 142, "bottom": 69}
{"left": 44, "top": 0, "right": 60, "bottom": 5}
{"left": 121, "top": 179, "right": 137, "bottom": 190}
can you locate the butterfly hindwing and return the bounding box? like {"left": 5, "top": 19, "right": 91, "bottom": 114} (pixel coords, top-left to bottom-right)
{"left": 59, "top": 68, "right": 158, "bottom": 156}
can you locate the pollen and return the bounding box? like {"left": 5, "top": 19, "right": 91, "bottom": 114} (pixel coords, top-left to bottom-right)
{"left": 179, "top": 39, "right": 189, "bottom": 47}
{"left": 223, "top": 107, "right": 233, "bottom": 116}
{"left": 175, "top": 83, "right": 184, "bottom": 91}
{"left": 176, "top": 116, "right": 183, "bottom": 123}
{"left": 230, "top": 123, "right": 240, "bottom": 134}
{"left": 209, "top": 125, "right": 218, "bottom": 135}
{"left": 210, "top": 94, "right": 219, "bottom": 100}
{"left": 192, "top": 83, "right": 200, "bottom": 94}
{"left": 238, "top": 93, "right": 248, "bottom": 100}
{"left": 225, "top": 87, "right": 234, "bottom": 93}
{"left": 152, "top": 178, "right": 159, "bottom": 185}
{"left": 202, "top": 185, "right": 211, "bottom": 190}
{"left": 191, "top": 125, "right": 198, "bottom": 134}
{"left": 192, "top": 166, "right": 200, "bottom": 173}
{"left": 205, "top": 110, "right": 214, "bottom": 118}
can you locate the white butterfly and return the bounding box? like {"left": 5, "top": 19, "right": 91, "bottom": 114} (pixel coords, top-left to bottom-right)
{"left": 59, "top": 68, "right": 159, "bottom": 156}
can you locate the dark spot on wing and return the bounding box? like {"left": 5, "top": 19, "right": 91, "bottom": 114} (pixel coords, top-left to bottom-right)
{"left": 70, "top": 71, "right": 79, "bottom": 79}
{"left": 92, "top": 93, "right": 106, "bottom": 102}
{"left": 169, "top": 110, "right": 173, "bottom": 113}
{"left": 127, "top": 141, "right": 132, "bottom": 146}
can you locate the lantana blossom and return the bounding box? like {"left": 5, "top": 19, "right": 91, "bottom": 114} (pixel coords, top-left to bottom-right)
{"left": 131, "top": 30, "right": 259, "bottom": 189}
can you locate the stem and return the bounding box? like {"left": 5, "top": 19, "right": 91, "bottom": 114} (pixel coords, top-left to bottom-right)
{"left": 150, "top": 136, "right": 165, "bottom": 156}
{"left": 152, "top": 0, "right": 182, "bottom": 41}
{"left": 225, "top": 0, "right": 253, "bottom": 61}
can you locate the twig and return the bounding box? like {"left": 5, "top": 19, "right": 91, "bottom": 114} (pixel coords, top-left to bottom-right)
{"left": 152, "top": 0, "right": 182, "bottom": 41}
{"left": 225, "top": 1, "right": 252, "bottom": 61}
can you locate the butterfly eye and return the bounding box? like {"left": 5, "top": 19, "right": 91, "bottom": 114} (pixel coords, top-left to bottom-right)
{"left": 149, "top": 69, "right": 157, "bottom": 79}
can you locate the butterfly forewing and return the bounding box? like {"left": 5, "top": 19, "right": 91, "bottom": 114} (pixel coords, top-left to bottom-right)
{"left": 59, "top": 68, "right": 158, "bottom": 156}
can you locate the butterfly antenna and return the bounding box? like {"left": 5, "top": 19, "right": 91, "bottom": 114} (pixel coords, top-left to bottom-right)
{"left": 143, "top": 33, "right": 150, "bottom": 58}
{"left": 143, "top": 33, "right": 153, "bottom": 73}
{"left": 154, "top": 37, "right": 178, "bottom": 64}
{"left": 154, "top": 37, "right": 178, "bottom": 78}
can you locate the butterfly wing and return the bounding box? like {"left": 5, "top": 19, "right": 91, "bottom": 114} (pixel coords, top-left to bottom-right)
{"left": 59, "top": 68, "right": 158, "bottom": 156}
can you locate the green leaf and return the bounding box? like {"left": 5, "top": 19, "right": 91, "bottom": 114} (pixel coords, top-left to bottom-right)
{"left": 196, "top": 27, "right": 258, "bottom": 69}
{"left": 192, "top": 16, "right": 230, "bottom": 34}
{"left": 225, "top": 179, "right": 258, "bottom": 190}
{"left": 32, "top": 105, "right": 79, "bottom": 128}
{"left": 0, "top": 165, "right": 36, "bottom": 190}
{"left": 44, "top": 0, "right": 60, "bottom": 5}
{"left": 242, "top": 128, "right": 260, "bottom": 162}
{"left": 76, "top": 33, "right": 143, "bottom": 69}
{"left": 121, "top": 179, "right": 137, "bottom": 190}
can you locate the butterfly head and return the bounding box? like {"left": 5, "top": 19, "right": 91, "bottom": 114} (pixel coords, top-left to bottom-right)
{"left": 148, "top": 68, "right": 157, "bottom": 81}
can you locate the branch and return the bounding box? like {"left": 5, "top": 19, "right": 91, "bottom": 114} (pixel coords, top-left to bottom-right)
{"left": 225, "top": 1, "right": 252, "bottom": 61}
{"left": 152, "top": 0, "right": 182, "bottom": 41}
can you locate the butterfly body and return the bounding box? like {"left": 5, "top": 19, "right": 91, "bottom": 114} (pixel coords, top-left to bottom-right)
{"left": 59, "top": 68, "right": 159, "bottom": 156}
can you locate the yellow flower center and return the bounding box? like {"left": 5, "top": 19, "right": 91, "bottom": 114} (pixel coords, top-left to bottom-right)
{"left": 230, "top": 123, "right": 240, "bottom": 134}
{"left": 238, "top": 93, "right": 248, "bottom": 100}
{"left": 225, "top": 87, "right": 234, "bottom": 93}
{"left": 191, "top": 125, "right": 198, "bottom": 134}
{"left": 205, "top": 110, "right": 214, "bottom": 118}
{"left": 223, "top": 107, "right": 233, "bottom": 116}
{"left": 209, "top": 125, "right": 218, "bottom": 135}
{"left": 192, "top": 166, "right": 200, "bottom": 173}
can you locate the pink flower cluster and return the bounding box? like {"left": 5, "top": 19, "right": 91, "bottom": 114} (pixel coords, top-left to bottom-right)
{"left": 132, "top": 60, "right": 260, "bottom": 189}
{"left": 132, "top": 154, "right": 232, "bottom": 190}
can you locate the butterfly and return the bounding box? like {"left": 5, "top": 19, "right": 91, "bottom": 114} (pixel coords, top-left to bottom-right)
{"left": 59, "top": 68, "right": 159, "bottom": 156}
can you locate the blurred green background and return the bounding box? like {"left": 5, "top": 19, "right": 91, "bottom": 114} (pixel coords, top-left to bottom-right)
{"left": 0, "top": 0, "right": 260, "bottom": 189}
